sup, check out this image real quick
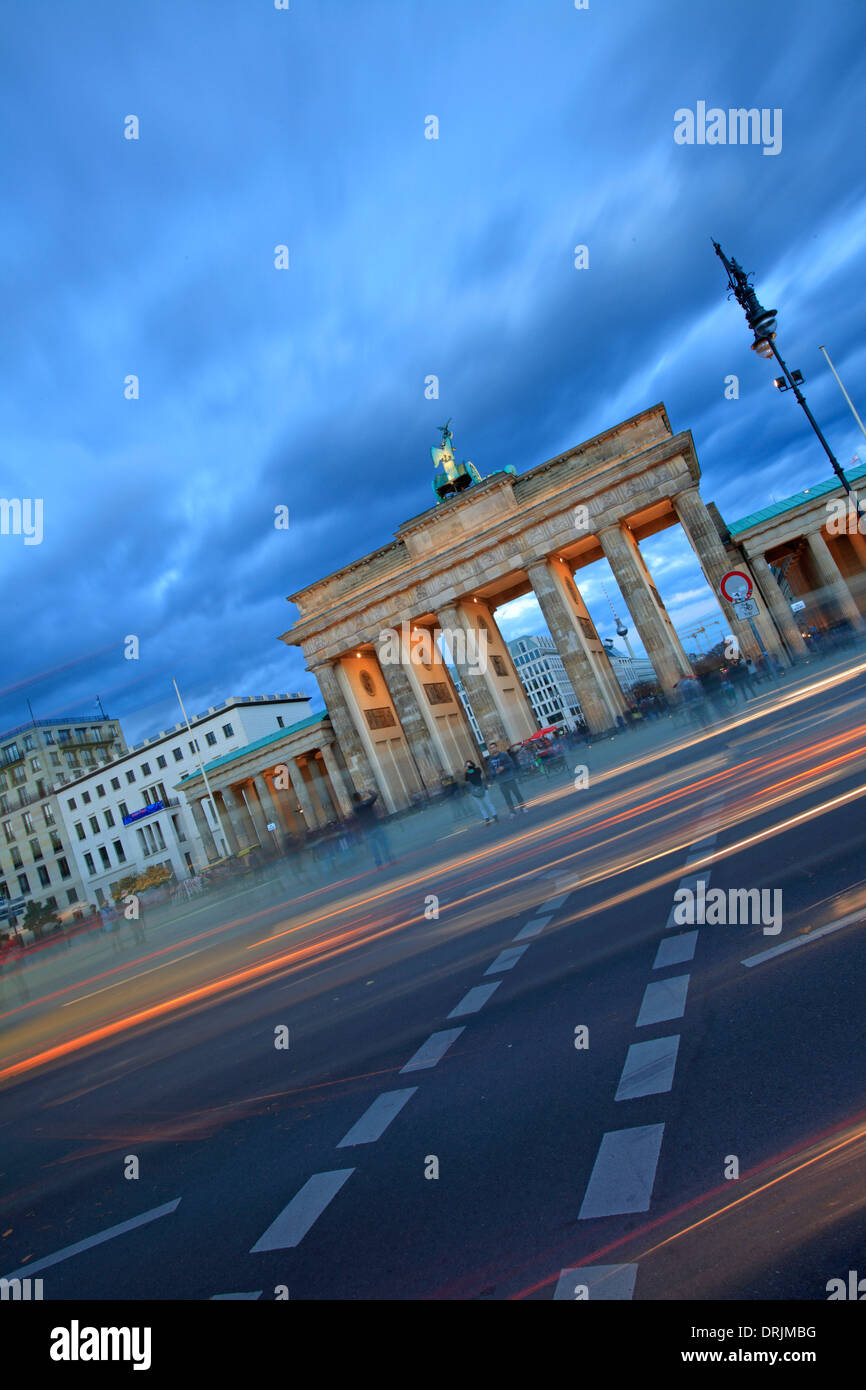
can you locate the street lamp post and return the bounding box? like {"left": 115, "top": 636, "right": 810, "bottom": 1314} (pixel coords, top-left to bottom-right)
{"left": 712, "top": 241, "right": 866, "bottom": 526}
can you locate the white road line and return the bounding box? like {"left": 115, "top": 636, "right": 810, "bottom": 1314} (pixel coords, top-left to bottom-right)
{"left": 250, "top": 1170, "right": 354, "bottom": 1252}
{"left": 665, "top": 873, "right": 711, "bottom": 930}
{"left": 447, "top": 982, "right": 502, "bottom": 1017}
{"left": 211, "top": 1291, "right": 262, "bottom": 1300}
{"left": 61, "top": 949, "right": 205, "bottom": 1005}
{"left": 579, "top": 1124, "right": 665, "bottom": 1218}
{"left": 484, "top": 946, "right": 529, "bottom": 975}
{"left": 553, "top": 1264, "right": 638, "bottom": 1300}
{"left": 742, "top": 909, "right": 866, "bottom": 968}
{"left": 513, "top": 915, "right": 552, "bottom": 940}
{"left": 400, "top": 1028, "right": 465, "bottom": 1072}
{"left": 653, "top": 932, "right": 698, "bottom": 968}
{"left": 336, "top": 1088, "right": 417, "bottom": 1147}
{"left": 636, "top": 975, "right": 690, "bottom": 1027}
{"left": 615, "top": 1035, "right": 680, "bottom": 1101}
{"left": 541, "top": 894, "right": 568, "bottom": 911}
{"left": 0, "top": 1199, "right": 181, "bottom": 1281}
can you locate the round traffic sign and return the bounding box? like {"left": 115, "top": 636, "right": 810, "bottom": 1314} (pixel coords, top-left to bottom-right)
{"left": 720, "top": 569, "right": 752, "bottom": 603}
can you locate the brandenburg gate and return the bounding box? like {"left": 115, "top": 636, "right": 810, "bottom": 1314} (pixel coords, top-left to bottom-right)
{"left": 280, "top": 404, "right": 790, "bottom": 811}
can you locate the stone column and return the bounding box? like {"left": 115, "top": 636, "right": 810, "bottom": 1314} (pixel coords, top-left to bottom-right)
{"left": 299, "top": 757, "right": 331, "bottom": 823}
{"left": 374, "top": 634, "right": 445, "bottom": 789}
{"left": 748, "top": 552, "right": 809, "bottom": 657}
{"left": 674, "top": 489, "right": 774, "bottom": 662}
{"left": 283, "top": 756, "right": 322, "bottom": 831}
{"left": 226, "top": 785, "right": 257, "bottom": 849}
{"left": 527, "top": 559, "right": 625, "bottom": 733}
{"left": 237, "top": 782, "right": 267, "bottom": 846}
{"left": 214, "top": 791, "right": 242, "bottom": 854}
{"left": 253, "top": 775, "right": 284, "bottom": 842}
{"left": 320, "top": 742, "right": 355, "bottom": 816}
{"left": 190, "top": 799, "right": 219, "bottom": 863}
{"left": 313, "top": 662, "right": 378, "bottom": 793}
{"left": 598, "top": 522, "right": 693, "bottom": 693}
{"left": 263, "top": 771, "right": 301, "bottom": 835}
{"left": 805, "top": 530, "right": 864, "bottom": 628}
{"left": 436, "top": 601, "right": 508, "bottom": 749}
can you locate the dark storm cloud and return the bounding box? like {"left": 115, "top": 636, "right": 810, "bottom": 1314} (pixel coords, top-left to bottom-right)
{"left": 2, "top": 0, "right": 865, "bottom": 742}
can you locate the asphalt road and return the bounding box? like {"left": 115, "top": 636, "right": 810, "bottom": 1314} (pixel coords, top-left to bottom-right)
{"left": 2, "top": 653, "right": 866, "bottom": 1301}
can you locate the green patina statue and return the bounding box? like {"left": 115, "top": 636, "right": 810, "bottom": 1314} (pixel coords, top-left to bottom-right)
{"left": 431, "top": 419, "right": 514, "bottom": 503}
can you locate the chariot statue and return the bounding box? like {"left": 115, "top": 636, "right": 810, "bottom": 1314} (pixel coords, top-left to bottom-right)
{"left": 430, "top": 419, "right": 484, "bottom": 503}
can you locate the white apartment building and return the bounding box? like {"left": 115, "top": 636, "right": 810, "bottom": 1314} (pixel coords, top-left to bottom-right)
{"left": 601, "top": 639, "right": 657, "bottom": 690}
{"left": 0, "top": 714, "right": 127, "bottom": 923}
{"left": 57, "top": 694, "right": 310, "bottom": 910}
{"left": 508, "top": 635, "right": 582, "bottom": 730}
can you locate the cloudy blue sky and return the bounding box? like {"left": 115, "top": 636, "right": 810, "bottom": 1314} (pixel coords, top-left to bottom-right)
{"left": 2, "top": 0, "right": 866, "bottom": 743}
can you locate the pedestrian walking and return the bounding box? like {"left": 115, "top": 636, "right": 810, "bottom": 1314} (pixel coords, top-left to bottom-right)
{"left": 486, "top": 742, "right": 529, "bottom": 817}
{"left": 351, "top": 789, "right": 394, "bottom": 867}
{"left": 463, "top": 760, "right": 498, "bottom": 822}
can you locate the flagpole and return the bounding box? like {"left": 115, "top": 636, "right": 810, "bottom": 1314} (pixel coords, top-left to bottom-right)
{"left": 171, "top": 679, "right": 231, "bottom": 860}
{"left": 818, "top": 345, "right": 866, "bottom": 445}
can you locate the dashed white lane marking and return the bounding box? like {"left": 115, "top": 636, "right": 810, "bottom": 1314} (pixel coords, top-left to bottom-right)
{"left": 579, "top": 1124, "right": 665, "bottom": 1218}
{"left": 336, "top": 1088, "right": 418, "bottom": 1148}
{"left": 653, "top": 932, "right": 698, "bottom": 968}
{"left": 447, "top": 982, "right": 502, "bottom": 1017}
{"left": 400, "top": 1028, "right": 465, "bottom": 1072}
{"left": 553, "top": 1263, "right": 638, "bottom": 1300}
{"left": 513, "top": 915, "right": 552, "bottom": 940}
{"left": 541, "top": 894, "right": 568, "bottom": 911}
{"left": 615, "top": 1035, "right": 680, "bottom": 1101}
{"left": 0, "top": 1199, "right": 181, "bottom": 1281}
{"left": 636, "top": 975, "right": 690, "bottom": 1027}
{"left": 484, "top": 945, "right": 529, "bottom": 975}
{"left": 685, "top": 838, "right": 716, "bottom": 866}
{"left": 62, "top": 949, "right": 204, "bottom": 1005}
{"left": 250, "top": 1170, "right": 355, "bottom": 1252}
{"left": 742, "top": 908, "right": 866, "bottom": 968}
{"left": 211, "top": 1291, "right": 262, "bottom": 1300}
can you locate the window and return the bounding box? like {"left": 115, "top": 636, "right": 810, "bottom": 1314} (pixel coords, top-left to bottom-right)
{"left": 81, "top": 749, "right": 95, "bottom": 765}
{"left": 74, "top": 728, "right": 87, "bottom": 743}
{"left": 2, "top": 820, "right": 14, "bottom": 844}
{"left": 276, "top": 717, "right": 284, "bottom": 729}
{"left": 104, "top": 808, "right": 115, "bottom": 828}
{"left": 126, "top": 769, "right": 136, "bottom": 783}
{"left": 22, "top": 811, "right": 34, "bottom": 833}
{"left": 136, "top": 828, "right": 151, "bottom": 858}
{"left": 364, "top": 708, "right": 396, "bottom": 730}
{"left": 11, "top": 848, "right": 22, "bottom": 868}
{"left": 172, "top": 748, "right": 183, "bottom": 762}
{"left": 24, "top": 735, "right": 34, "bottom": 751}
{"left": 141, "top": 762, "right": 151, "bottom": 776}
{"left": 50, "top": 831, "right": 62, "bottom": 852}
{"left": 37, "top": 865, "right": 50, "bottom": 887}
{"left": 67, "top": 888, "right": 78, "bottom": 904}
{"left": 98, "top": 846, "right": 111, "bottom": 870}
{"left": 58, "top": 857, "right": 71, "bottom": 880}
{"left": 112, "top": 840, "right": 126, "bottom": 864}
{"left": 57, "top": 729, "right": 71, "bottom": 744}
{"left": 84, "top": 853, "right": 95, "bottom": 874}
{"left": 205, "top": 731, "right": 217, "bottom": 746}
{"left": 29, "top": 839, "right": 42, "bottom": 861}
{"left": 157, "top": 754, "right": 167, "bottom": 769}
{"left": 89, "top": 816, "right": 100, "bottom": 835}
{"left": 67, "top": 797, "right": 77, "bottom": 811}
{"left": 30, "top": 756, "right": 40, "bottom": 771}
{"left": 17, "top": 873, "right": 30, "bottom": 894}
{"left": 119, "top": 801, "right": 128, "bottom": 819}
{"left": 44, "top": 731, "right": 54, "bottom": 744}
{"left": 74, "top": 822, "right": 86, "bottom": 841}
{"left": 188, "top": 740, "right": 199, "bottom": 754}
{"left": 82, "top": 790, "right": 91, "bottom": 804}
{"left": 221, "top": 724, "right": 234, "bottom": 738}
{"left": 110, "top": 777, "right": 120, "bottom": 791}
{"left": 96, "top": 784, "right": 105, "bottom": 797}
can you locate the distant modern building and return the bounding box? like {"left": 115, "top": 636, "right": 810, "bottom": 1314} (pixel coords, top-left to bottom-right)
{"left": 56, "top": 694, "right": 310, "bottom": 911}
{"left": 508, "top": 635, "right": 582, "bottom": 730}
{"left": 0, "top": 714, "right": 127, "bottom": 923}
{"left": 601, "top": 639, "right": 656, "bottom": 690}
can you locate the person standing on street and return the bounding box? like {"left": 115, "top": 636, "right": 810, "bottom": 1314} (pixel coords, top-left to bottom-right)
{"left": 464, "top": 760, "right": 498, "bottom": 823}
{"left": 351, "top": 789, "right": 394, "bottom": 867}
{"left": 486, "top": 742, "right": 529, "bottom": 818}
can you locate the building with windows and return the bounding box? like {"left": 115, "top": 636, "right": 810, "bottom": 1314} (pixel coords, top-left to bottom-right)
{"left": 0, "top": 714, "right": 126, "bottom": 922}
{"left": 56, "top": 694, "right": 310, "bottom": 910}
{"left": 508, "top": 634, "right": 582, "bottom": 730}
